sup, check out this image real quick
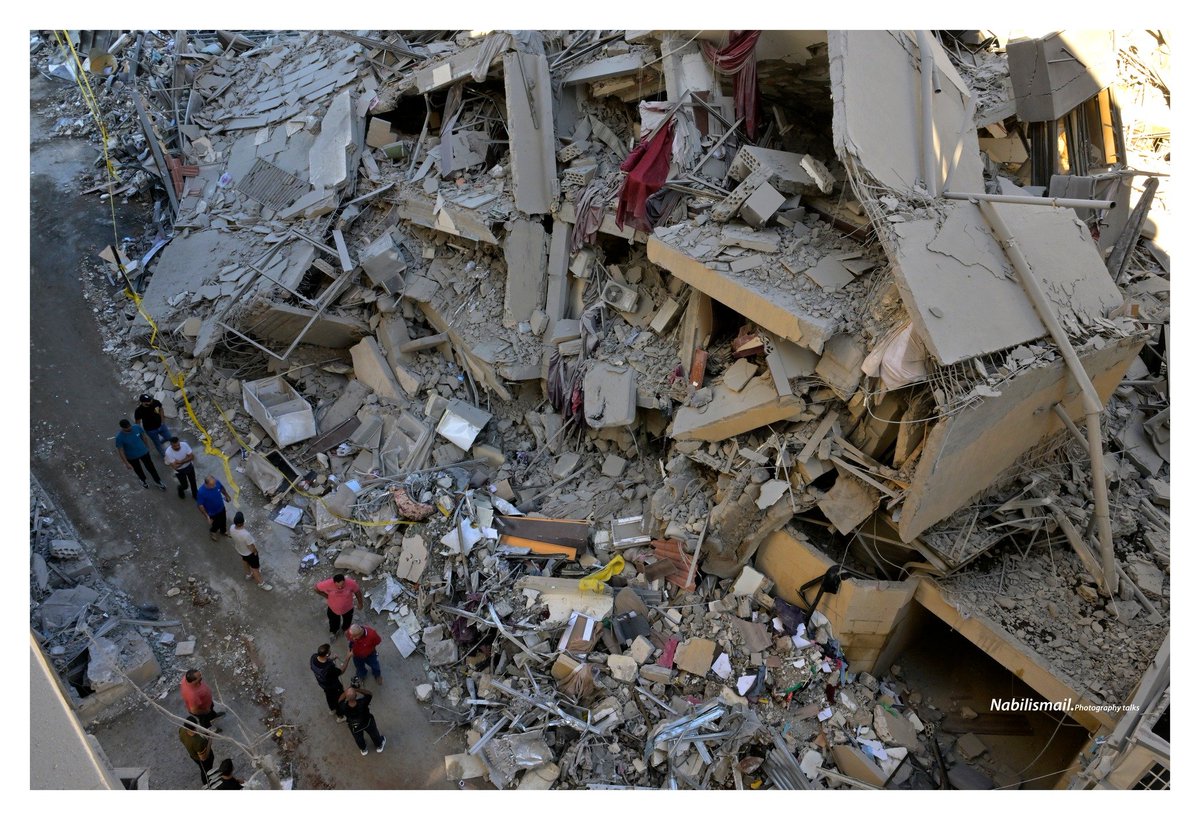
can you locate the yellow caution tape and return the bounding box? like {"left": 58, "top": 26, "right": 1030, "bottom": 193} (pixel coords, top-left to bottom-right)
{"left": 57, "top": 31, "right": 419, "bottom": 532}
{"left": 55, "top": 31, "right": 240, "bottom": 502}
{"left": 578, "top": 555, "right": 624, "bottom": 592}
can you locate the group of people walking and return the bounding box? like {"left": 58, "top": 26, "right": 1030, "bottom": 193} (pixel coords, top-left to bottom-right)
{"left": 114, "top": 394, "right": 272, "bottom": 591}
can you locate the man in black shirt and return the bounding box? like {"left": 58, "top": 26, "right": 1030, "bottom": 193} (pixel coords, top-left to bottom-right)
{"left": 209, "top": 758, "right": 244, "bottom": 790}
{"left": 336, "top": 680, "right": 386, "bottom": 755}
{"left": 309, "top": 644, "right": 350, "bottom": 720}
{"left": 134, "top": 393, "right": 173, "bottom": 456}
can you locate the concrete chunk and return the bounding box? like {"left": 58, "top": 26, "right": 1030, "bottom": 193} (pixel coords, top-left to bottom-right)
{"left": 551, "top": 453, "right": 582, "bottom": 480}
{"left": 607, "top": 654, "right": 639, "bottom": 682}
{"left": 583, "top": 364, "right": 637, "bottom": 429}
{"left": 600, "top": 454, "right": 627, "bottom": 478}
{"left": 629, "top": 635, "right": 655, "bottom": 665}
{"left": 674, "top": 638, "right": 716, "bottom": 677}
{"left": 722, "top": 358, "right": 757, "bottom": 392}
{"left": 740, "top": 182, "right": 786, "bottom": 228}
{"left": 814, "top": 333, "right": 866, "bottom": 400}
{"left": 350, "top": 337, "right": 406, "bottom": 402}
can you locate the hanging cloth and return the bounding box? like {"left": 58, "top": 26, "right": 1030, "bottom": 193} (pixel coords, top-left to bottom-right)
{"left": 615, "top": 119, "right": 675, "bottom": 234}
{"left": 701, "top": 30, "right": 762, "bottom": 140}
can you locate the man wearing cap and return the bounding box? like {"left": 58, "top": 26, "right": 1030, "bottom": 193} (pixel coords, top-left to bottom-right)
{"left": 164, "top": 436, "right": 198, "bottom": 500}
{"left": 134, "top": 393, "right": 172, "bottom": 456}
{"left": 346, "top": 623, "right": 384, "bottom": 685}
{"left": 114, "top": 419, "right": 166, "bottom": 490}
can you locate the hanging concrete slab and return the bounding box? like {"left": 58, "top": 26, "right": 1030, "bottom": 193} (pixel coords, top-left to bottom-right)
{"left": 889, "top": 200, "right": 1124, "bottom": 366}
{"left": 830, "top": 30, "right": 984, "bottom": 197}
{"left": 503, "top": 51, "right": 558, "bottom": 216}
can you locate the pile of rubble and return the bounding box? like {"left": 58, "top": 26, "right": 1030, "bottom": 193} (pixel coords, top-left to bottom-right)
{"left": 33, "top": 28, "right": 1169, "bottom": 789}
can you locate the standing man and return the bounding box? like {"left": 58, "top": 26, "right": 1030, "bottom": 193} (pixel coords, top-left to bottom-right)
{"left": 309, "top": 643, "right": 350, "bottom": 720}
{"left": 134, "top": 393, "right": 172, "bottom": 456}
{"left": 178, "top": 715, "right": 214, "bottom": 786}
{"left": 114, "top": 419, "right": 166, "bottom": 490}
{"left": 197, "top": 475, "right": 232, "bottom": 541}
{"left": 229, "top": 512, "right": 272, "bottom": 590}
{"left": 164, "top": 436, "right": 198, "bottom": 500}
{"left": 313, "top": 573, "right": 363, "bottom": 640}
{"left": 346, "top": 624, "right": 384, "bottom": 685}
{"left": 336, "top": 680, "right": 386, "bottom": 756}
{"left": 180, "top": 668, "right": 225, "bottom": 731}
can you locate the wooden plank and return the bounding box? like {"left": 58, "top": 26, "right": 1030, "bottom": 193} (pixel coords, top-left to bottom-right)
{"left": 797, "top": 411, "right": 837, "bottom": 465}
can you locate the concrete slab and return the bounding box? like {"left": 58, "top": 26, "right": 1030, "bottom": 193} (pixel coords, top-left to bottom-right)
{"left": 889, "top": 201, "right": 1123, "bottom": 365}
{"left": 830, "top": 30, "right": 982, "bottom": 197}
{"left": 899, "top": 335, "right": 1141, "bottom": 540}
{"left": 503, "top": 51, "right": 557, "bottom": 216}
{"left": 251, "top": 302, "right": 369, "bottom": 349}
{"left": 671, "top": 375, "right": 803, "bottom": 442}
{"left": 503, "top": 219, "right": 549, "bottom": 328}
{"left": 1008, "top": 32, "right": 1116, "bottom": 122}
{"left": 309, "top": 90, "right": 356, "bottom": 190}
{"left": 564, "top": 53, "right": 646, "bottom": 85}
{"left": 648, "top": 234, "right": 837, "bottom": 354}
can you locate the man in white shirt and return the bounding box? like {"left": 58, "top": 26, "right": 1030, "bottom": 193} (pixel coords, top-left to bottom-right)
{"left": 164, "top": 437, "right": 198, "bottom": 500}
{"left": 230, "top": 512, "right": 272, "bottom": 590}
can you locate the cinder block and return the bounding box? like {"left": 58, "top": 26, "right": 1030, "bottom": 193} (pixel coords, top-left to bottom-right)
{"left": 740, "top": 182, "right": 786, "bottom": 228}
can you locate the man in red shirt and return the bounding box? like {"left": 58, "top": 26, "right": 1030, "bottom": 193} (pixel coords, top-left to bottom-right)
{"left": 314, "top": 573, "right": 363, "bottom": 639}
{"left": 180, "top": 668, "right": 225, "bottom": 731}
{"left": 346, "top": 624, "right": 384, "bottom": 684}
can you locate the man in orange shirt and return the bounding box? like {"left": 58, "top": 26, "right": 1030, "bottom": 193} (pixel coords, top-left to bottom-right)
{"left": 180, "top": 668, "right": 225, "bottom": 731}
{"left": 313, "top": 573, "right": 363, "bottom": 639}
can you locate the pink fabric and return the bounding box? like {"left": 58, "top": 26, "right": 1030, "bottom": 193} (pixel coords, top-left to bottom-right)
{"left": 316, "top": 577, "right": 360, "bottom": 615}
{"left": 615, "top": 120, "right": 675, "bottom": 234}
{"left": 702, "top": 31, "right": 761, "bottom": 140}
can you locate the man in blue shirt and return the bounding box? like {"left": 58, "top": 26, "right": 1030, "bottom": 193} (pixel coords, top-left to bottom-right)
{"left": 114, "top": 419, "right": 166, "bottom": 490}
{"left": 197, "top": 475, "right": 233, "bottom": 541}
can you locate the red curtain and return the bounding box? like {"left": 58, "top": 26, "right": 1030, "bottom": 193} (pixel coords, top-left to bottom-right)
{"left": 615, "top": 120, "right": 675, "bottom": 234}
{"left": 701, "top": 30, "right": 761, "bottom": 140}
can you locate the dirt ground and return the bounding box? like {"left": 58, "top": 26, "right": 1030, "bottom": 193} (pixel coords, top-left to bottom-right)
{"left": 29, "top": 71, "right": 462, "bottom": 790}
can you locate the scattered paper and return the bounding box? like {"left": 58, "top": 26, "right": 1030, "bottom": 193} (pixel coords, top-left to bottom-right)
{"left": 817, "top": 707, "right": 833, "bottom": 722}
{"left": 736, "top": 674, "right": 758, "bottom": 696}
{"left": 712, "top": 652, "right": 733, "bottom": 680}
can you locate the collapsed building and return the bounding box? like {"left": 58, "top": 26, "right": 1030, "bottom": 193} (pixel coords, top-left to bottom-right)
{"left": 33, "top": 29, "right": 1169, "bottom": 790}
